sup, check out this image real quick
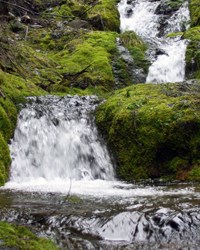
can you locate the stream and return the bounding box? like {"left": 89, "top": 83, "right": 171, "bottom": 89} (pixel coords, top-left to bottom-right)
{"left": 0, "top": 95, "right": 200, "bottom": 249}
{"left": 0, "top": 0, "right": 200, "bottom": 249}
{"left": 118, "top": 0, "right": 190, "bottom": 83}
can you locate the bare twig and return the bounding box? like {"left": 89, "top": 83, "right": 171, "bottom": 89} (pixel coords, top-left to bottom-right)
{"left": 36, "top": 180, "right": 72, "bottom": 223}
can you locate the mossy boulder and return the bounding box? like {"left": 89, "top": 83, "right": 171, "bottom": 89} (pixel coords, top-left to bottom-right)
{"left": 0, "top": 221, "right": 59, "bottom": 249}
{"left": 88, "top": 0, "right": 120, "bottom": 32}
{"left": 96, "top": 83, "right": 200, "bottom": 181}
{"left": 49, "top": 31, "right": 118, "bottom": 91}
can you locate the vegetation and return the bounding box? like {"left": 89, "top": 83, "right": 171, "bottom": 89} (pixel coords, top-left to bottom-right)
{"left": 0, "top": 0, "right": 200, "bottom": 187}
{"left": 189, "top": 0, "right": 200, "bottom": 26}
{"left": 96, "top": 83, "right": 200, "bottom": 181}
{"left": 120, "top": 31, "right": 149, "bottom": 73}
{"left": 0, "top": 221, "right": 59, "bottom": 249}
{"left": 184, "top": 0, "right": 200, "bottom": 80}
{"left": 0, "top": 0, "right": 199, "bottom": 248}
{"left": 184, "top": 26, "right": 200, "bottom": 79}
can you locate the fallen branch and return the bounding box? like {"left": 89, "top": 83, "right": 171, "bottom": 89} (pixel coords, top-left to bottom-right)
{"left": 36, "top": 180, "right": 72, "bottom": 223}
{"left": 62, "top": 64, "right": 92, "bottom": 80}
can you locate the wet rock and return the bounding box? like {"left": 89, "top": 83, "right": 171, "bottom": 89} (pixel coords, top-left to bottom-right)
{"left": 155, "top": 0, "right": 180, "bottom": 16}
{"left": 126, "top": 0, "right": 133, "bottom": 4}
{"left": 155, "top": 48, "right": 168, "bottom": 57}
{"left": 68, "top": 19, "right": 91, "bottom": 30}
{"left": 125, "top": 7, "right": 133, "bottom": 17}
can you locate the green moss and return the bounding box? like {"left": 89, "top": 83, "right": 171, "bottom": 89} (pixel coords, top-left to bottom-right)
{"left": 0, "top": 133, "right": 11, "bottom": 185}
{"left": 189, "top": 0, "right": 200, "bottom": 27}
{"left": 0, "top": 70, "right": 45, "bottom": 103}
{"left": 50, "top": 31, "right": 118, "bottom": 91}
{"left": 89, "top": 0, "right": 120, "bottom": 31}
{"left": 166, "top": 0, "right": 185, "bottom": 10}
{"left": 188, "top": 164, "right": 200, "bottom": 181}
{"left": 185, "top": 0, "right": 200, "bottom": 79}
{"left": 183, "top": 26, "right": 200, "bottom": 79}
{"left": 46, "top": 0, "right": 89, "bottom": 20}
{"left": 120, "top": 31, "right": 149, "bottom": 73}
{"left": 0, "top": 68, "right": 46, "bottom": 186}
{"left": 166, "top": 32, "right": 184, "bottom": 38}
{"left": 51, "top": 4, "right": 74, "bottom": 19}
{"left": 96, "top": 83, "right": 200, "bottom": 181}
{"left": 0, "top": 106, "right": 12, "bottom": 141}
{"left": 0, "top": 221, "right": 60, "bottom": 250}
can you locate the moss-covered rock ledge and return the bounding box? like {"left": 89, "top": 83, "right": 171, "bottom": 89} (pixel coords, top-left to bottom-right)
{"left": 184, "top": 0, "right": 200, "bottom": 79}
{"left": 0, "top": 221, "right": 59, "bottom": 249}
{"left": 96, "top": 83, "right": 200, "bottom": 181}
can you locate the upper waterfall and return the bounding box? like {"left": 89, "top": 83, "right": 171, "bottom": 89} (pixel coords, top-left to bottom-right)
{"left": 118, "top": 0, "right": 190, "bottom": 83}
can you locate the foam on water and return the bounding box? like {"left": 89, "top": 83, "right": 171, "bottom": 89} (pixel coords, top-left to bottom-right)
{"left": 4, "top": 179, "right": 195, "bottom": 198}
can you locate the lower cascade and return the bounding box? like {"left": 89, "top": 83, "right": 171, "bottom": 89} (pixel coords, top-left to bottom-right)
{"left": 6, "top": 95, "right": 116, "bottom": 192}
{"left": 1, "top": 95, "right": 200, "bottom": 249}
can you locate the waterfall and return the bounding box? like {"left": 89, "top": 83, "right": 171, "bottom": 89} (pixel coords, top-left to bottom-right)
{"left": 5, "top": 95, "right": 118, "bottom": 193}
{"left": 118, "top": 0, "right": 190, "bottom": 83}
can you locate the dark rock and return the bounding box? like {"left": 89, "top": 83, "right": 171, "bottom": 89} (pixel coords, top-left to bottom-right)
{"left": 68, "top": 19, "right": 91, "bottom": 30}
{"left": 125, "top": 7, "right": 133, "bottom": 18}
{"left": 88, "top": 14, "right": 104, "bottom": 30}
{"left": 155, "top": 48, "right": 168, "bottom": 57}
{"left": 126, "top": 0, "right": 133, "bottom": 4}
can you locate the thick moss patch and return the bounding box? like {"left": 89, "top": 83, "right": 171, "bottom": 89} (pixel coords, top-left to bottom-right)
{"left": 0, "top": 133, "right": 11, "bottom": 186}
{"left": 184, "top": 26, "right": 200, "bottom": 79}
{"left": 189, "top": 0, "right": 200, "bottom": 27}
{"left": 0, "top": 69, "right": 45, "bottom": 185}
{"left": 96, "top": 83, "right": 200, "bottom": 181}
{"left": 88, "top": 0, "right": 120, "bottom": 31}
{"left": 49, "top": 31, "right": 118, "bottom": 91}
{"left": 0, "top": 221, "right": 59, "bottom": 250}
{"left": 184, "top": 0, "right": 200, "bottom": 79}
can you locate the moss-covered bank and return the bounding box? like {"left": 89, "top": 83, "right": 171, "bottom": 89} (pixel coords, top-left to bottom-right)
{"left": 0, "top": 69, "right": 45, "bottom": 186}
{"left": 184, "top": 0, "right": 200, "bottom": 79}
{"left": 1, "top": 0, "right": 200, "bottom": 186}
{"left": 0, "top": 0, "right": 123, "bottom": 185}
{"left": 0, "top": 221, "right": 59, "bottom": 249}
{"left": 96, "top": 83, "right": 200, "bottom": 181}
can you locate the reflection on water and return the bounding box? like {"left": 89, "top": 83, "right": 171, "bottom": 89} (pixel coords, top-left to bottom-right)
{"left": 0, "top": 182, "right": 200, "bottom": 249}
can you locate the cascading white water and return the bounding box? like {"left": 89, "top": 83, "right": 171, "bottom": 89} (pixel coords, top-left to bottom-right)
{"left": 9, "top": 96, "right": 114, "bottom": 182}
{"left": 5, "top": 96, "right": 122, "bottom": 194}
{"left": 146, "top": 37, "right": 187, "bottom": 83}
{"left": 118, "top": 0, "right": 160, "bottom": 37}
{"left": 4, "top": 95, "right": 195, "bottom": 197}
{"left": 118, "top": 0, "right": 190, "bottom": 83}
